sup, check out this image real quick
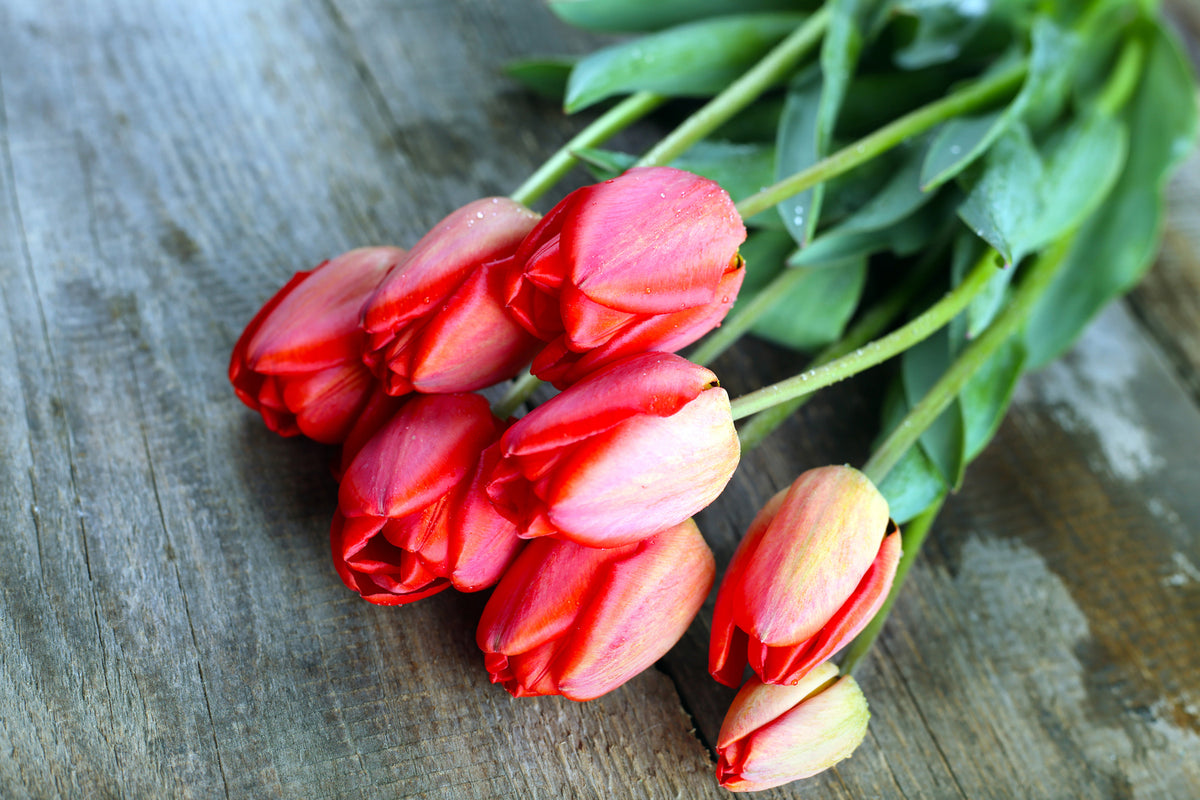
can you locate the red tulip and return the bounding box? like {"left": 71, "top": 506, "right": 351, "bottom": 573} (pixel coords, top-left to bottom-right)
{"left": 361, "top": 197, "right": 544, "bottom": 395}
{"left": 716, "top": 663, "right": 870, "bottom": 791}
{"left": 229, "top": 247, "right": 405, "bottom": 443}
{"left": 476, "top": 519, "right": 715, "bottom": 701}
{"left": 503, "top": 166, "right": 746, "bottom": 388}
{"left": 710, "top": 465, "right": 902, "bottom": 687}
{"left": 486, "top": 352, "right": 740, "bottom": 548}
{"left": 331, "top": 393, "right": 522, "bottom": 605}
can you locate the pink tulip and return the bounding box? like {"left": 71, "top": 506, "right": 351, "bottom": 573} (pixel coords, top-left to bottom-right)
{"left": 476, "top": 519, "right": 715, "bottom": 701}
{"left": 486, "top": 352, "right": 740, "bottom": 548}
{"left": 710, "top": 465, "right": 902, "bottom": 687}
{"left": 361, "top": 198, "right": 544, "bottom": 395}
{"left": 331, "top": 393, "right": 522, "bottom": 605}
{"left": 503, "top": 167, "right": 746, "bottom": 388}
{"left": 717, "top": 663, "right": 870, "bottom": 791}
{"left": 229, "top": 247, "right": 405, "bottom": 443}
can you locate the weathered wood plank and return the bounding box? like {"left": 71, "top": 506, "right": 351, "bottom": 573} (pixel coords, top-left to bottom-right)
{"left": 1131, "top": 147, "right": 1200, "bottom": 401}
{"left": 1, "top": 0, "right": 1198, "bottom": 798}
{"left": 0, "top": 1, "right": 722, "bottom": 798}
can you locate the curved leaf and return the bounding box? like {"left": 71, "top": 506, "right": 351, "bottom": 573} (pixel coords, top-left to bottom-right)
{"left": 548, "top": 0, "right": 806, "bottom": 33}
{"left": 504, "top": 58, "right": 576, "bottom": 100}
{"left": 564, "top": 13, "right": 806, "bottom": 112}
{"left": 1024, "top": 23, "right": 1198, "bottom": 367}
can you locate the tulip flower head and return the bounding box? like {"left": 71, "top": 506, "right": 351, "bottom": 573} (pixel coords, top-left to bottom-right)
{"left": 331, "top": 393, "right": 522, "bottom": 605}
{"left": 716, "top": 663, "right": 870, "bottom": 791}
{"left": 486, "top": 352, "right": 740, "bottom": 548}
{"left": 710, "top": 465, "right": 902, "bottom": 687}
{"left": 360, "top": 197, "right": 544, "bottom": 395}
{"left": 503, "top": 166, "right": 747, "bottom": 388}
{"left": 476, "top": 518, "right": 715, "bottom": 701}
{"left": 229, "top": 247, "right": 405, "bottom": 443}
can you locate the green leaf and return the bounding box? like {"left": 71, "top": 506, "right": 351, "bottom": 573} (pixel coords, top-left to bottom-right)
{"left": 921, "top": 18, "right": 1081, "bottom": 189}
{"left": 573, "top": 141, "right": 781, "bottom": 227}
{"left": 960, "top": 335, "right": 1026, "bottom": 462}
{"left": 839, "top": 67, "right": 969, "bottom": 137}
{"left": 817, "top": 137, "right": 933, "bottom": 237}
{"left": 801, "top": 0, "right": 893, "bottom": 240}
{"left": 902, "top": 328, "right": 966, "bottom": 488}
{"left": 751, "top": 259, "right": 868, "bottom": 350}
{"left": 956, "top": 125, "right": 1042, "bottom": 265}
{"left": 965, "top": 266, "right": 1014, "bottom": 340}
{"left": 564, "top": 13, "right": 806, "bottom": 112}
{"left": 775, "top": 69, "right": 823, "bottom": 245}
{"left": 711, "top": 96, "right": 786, "bottom": 143}
{"left": 875, "top": 380, "right": 948, "bottom": 524}
{"left": 892, "top": 0, "right": 997, "bottom": 69}
{"left": 1024, "top": 112, "right": 1127, "bottom": 250}
{"left": 1024, "top": 23, "right": 1198, "bottom": 367}
{"left": 946, "top": 230, "right": 1000, "bottom": 342}
{"left": 666, "top": 141, "right": 778, "bottom": 220}
{"left": 732, "top": 229, "right": 798, "bottom": 300}
{"left": 921, "top": 108, "right": 1008, "bottom": 189}
{"left": 731, "top": 230, "right": 868, "bottom": 351}
{"left": 792, "top": 185, "right": 956, "bottom": 266}
{"left": 548, "top": 0, "right": 806, "bottom": 33}
{"left": 504, "top": 58, "right": 575, "bottom": 101}
{"left": 572, "top": 147, "right": 636, "bottom": 181}
{"left": 957, "top": 114, "right": 1127, "bottom": 269}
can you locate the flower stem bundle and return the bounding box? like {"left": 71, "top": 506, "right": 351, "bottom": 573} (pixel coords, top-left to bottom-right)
{"left": 228, "top": 0, "right": 1197, "bottom": 793}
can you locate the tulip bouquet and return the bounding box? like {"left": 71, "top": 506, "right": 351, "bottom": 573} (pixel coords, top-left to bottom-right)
{"left": 229, "top": 0, "right": 1196, "bottom": 793}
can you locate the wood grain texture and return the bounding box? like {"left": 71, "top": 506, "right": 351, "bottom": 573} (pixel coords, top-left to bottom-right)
{"left": 0, "top": 1, "right": 1198, "bottom": 798}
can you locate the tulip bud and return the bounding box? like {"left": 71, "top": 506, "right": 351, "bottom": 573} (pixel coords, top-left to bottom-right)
{"left": 331, "top": 393, "right": 522, "bottom": 604}
{"left": 476, "top": 519, "right": 715, "bottom": 701}
{"left": 229, "top": 247, "right": 405, "bottom": 443}
{"left": 503, "top": 166, "right": 746, "bottom": 388}
{"left": 716, "top": 663, "right": 870, "bottom": 791}
{"left": 710, "top": 465, "right": 902, "bottom": 687}
{"left": 360, "top": 198, "right": 544, "bottom": 395}
{"left": 486, "top": 352, "right": 740, "bottom": 548}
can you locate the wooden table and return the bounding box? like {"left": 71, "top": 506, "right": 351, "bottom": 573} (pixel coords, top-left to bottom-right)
{"left": 2, "top": 2, "right": 1198, "bottom": 797}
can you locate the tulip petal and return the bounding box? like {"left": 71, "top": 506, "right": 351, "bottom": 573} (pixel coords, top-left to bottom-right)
{"left": 563, "top": 167, "right": 745, "bottom": 315}
{"left": 476, "top": 538, "right": 631, "bottom": 657}
{"left": 286, "top": 362, "right": 376, "bottom": 443}
{"left": 760, "top": 523, "right": 902, "bottom": 684}
{"left": 717, "top": 664, "right": 841, "bottom": 750}
{"left": 533, "top": 262, "right": 744, "bottom": 388}
{"left": 544, "top": 387, "right": 738, "bottom": 546}
{"left": 330, "top": 511, "right": 451, "bottom": 605}
{"left": 557, "top": 281, "right": 638, "bottom": 351}
{"left": 340, "top": 394, "right": 501, "bottom": 519}
{"left": 499, "top": 352, "right": 717, "bottom": 457}
{"left": 736, "top": 466, "right": 890, "bottom": 646}
{"left": 555, "top": 520, "right": 715, "bottom": 701}
{"left": 448, "top": 443, "right": 524, "bottom": 592}
{"left": 247, "top": 248, "right": 402, "bottom": 373}
{"left": 408, "top": 263, "right": 543, "bottom": 393}
{"left": 719, "top": 676, "right": 869, "bottom": 790}
{"left": 362, "top": 198, "right": 539, "bottom": 337}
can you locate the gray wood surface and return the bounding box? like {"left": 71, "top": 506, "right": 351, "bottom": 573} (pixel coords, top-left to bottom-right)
{"left": 1, "top": 1, "right": 1198, "bottom": 798}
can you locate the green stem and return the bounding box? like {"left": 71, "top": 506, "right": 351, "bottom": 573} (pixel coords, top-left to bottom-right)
{"left": 510, "top": 91, "right": 665, "bottom": 206}
{"left": 690, "top": 268, "right": 809, "bottom": 367}
{"left": 839, "top": 496, "right": 944, "bottom": 676}
{"left": 1096, "top": 34, "right": 1146, "bottom": 117}
{"left": 734, "top": 59, "right": 1028, "bottom": 219}
{"left": 728, "top": 250, "right": 998, "bottom": 422}
{"left": 860, "top": 236, "right": 1073, "bottom": 484}
{"left": 492, "top": 369, "right": 543, "bottom": 419}
{"left": 636, "top": 8, "right": 830, "bottom": 168}
{"left": 734, "top": 241, "right": 947, "bottom": 450}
